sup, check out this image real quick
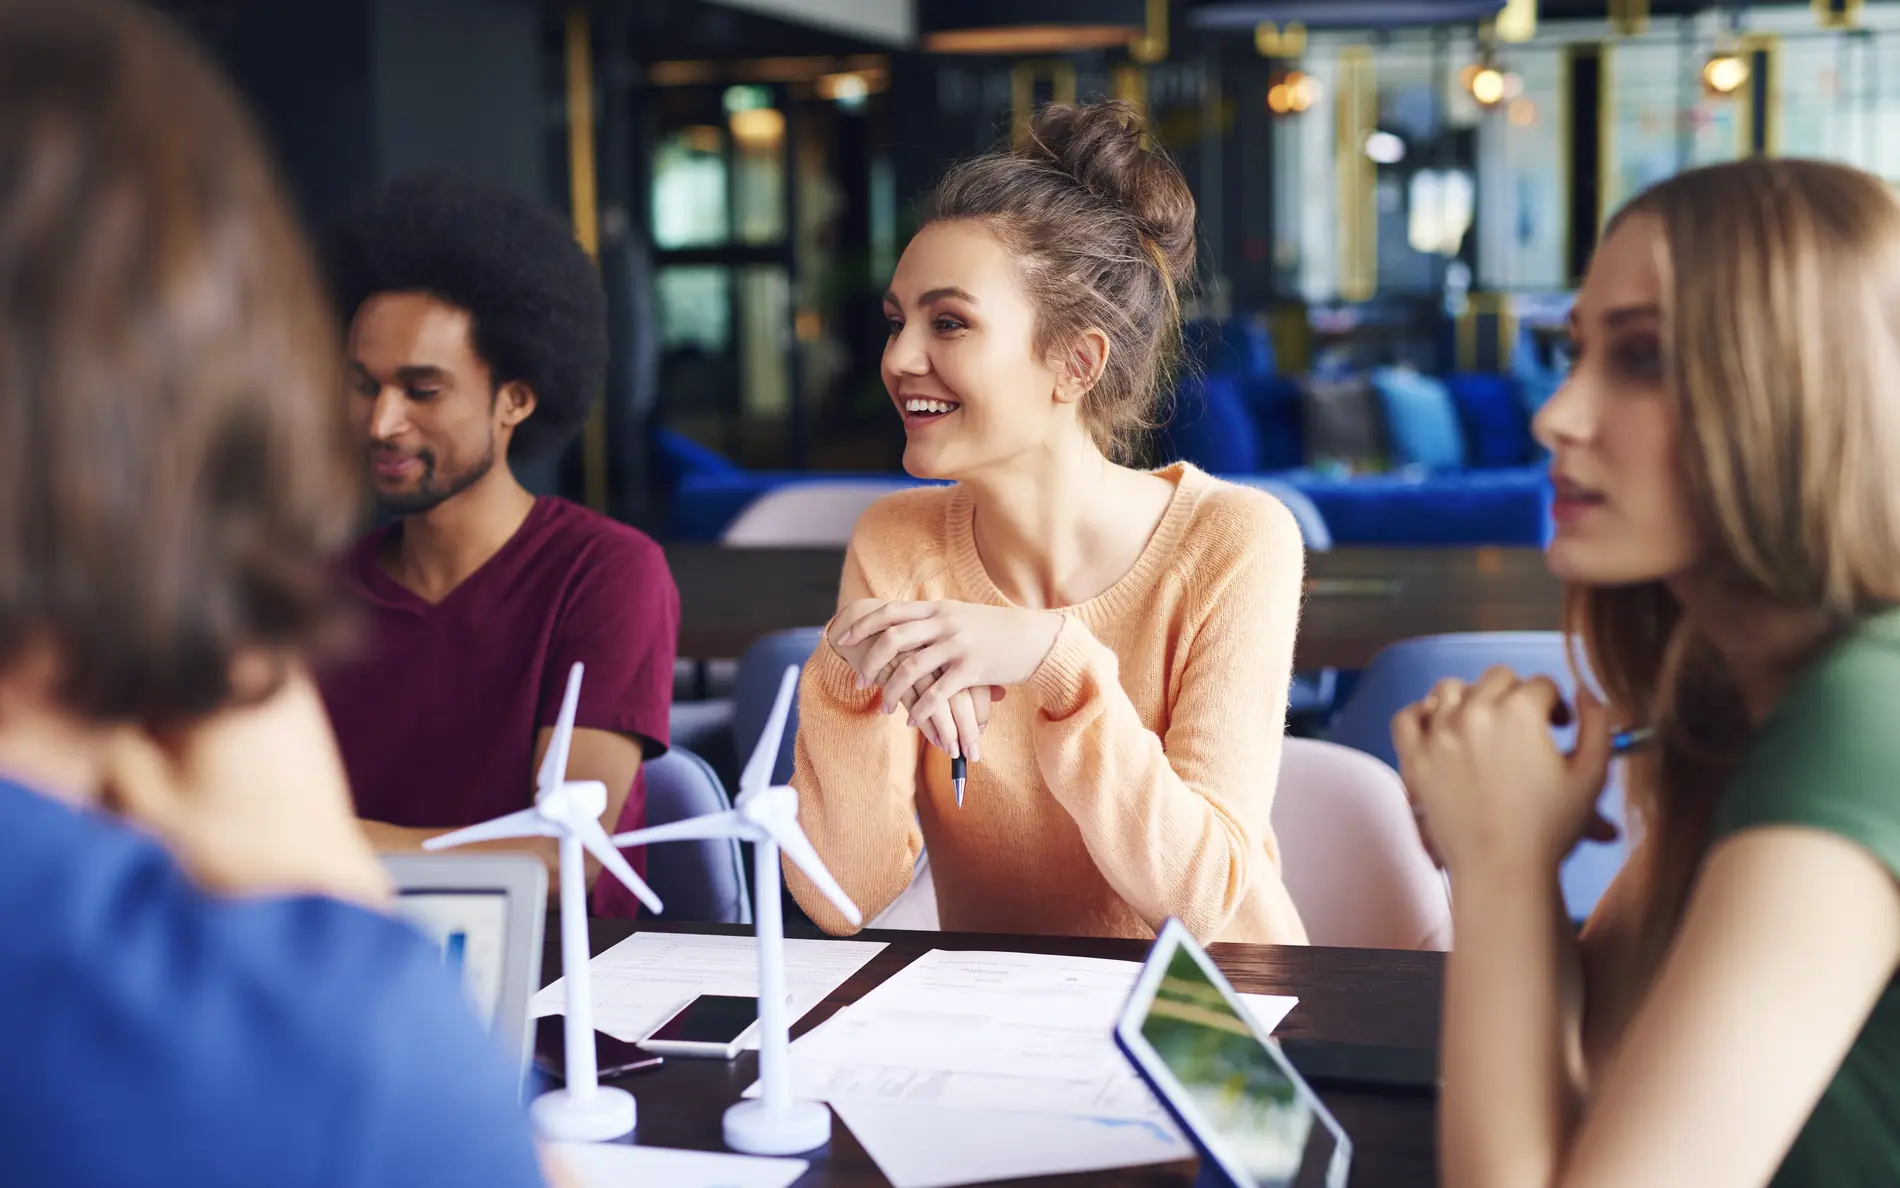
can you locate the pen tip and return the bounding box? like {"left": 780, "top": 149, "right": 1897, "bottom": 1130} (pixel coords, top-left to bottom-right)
{"left": 954, "top": 777, "right": 964, "bottom": 808}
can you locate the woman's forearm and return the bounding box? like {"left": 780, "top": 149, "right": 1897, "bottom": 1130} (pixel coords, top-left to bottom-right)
{"left": 1442, "top": 861, "right": 1584, "bottom": 1188}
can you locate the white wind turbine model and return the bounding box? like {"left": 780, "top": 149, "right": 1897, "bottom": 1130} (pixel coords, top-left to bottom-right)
{"left": 424, "top": 661, "right": 662, "bottom": 1143}
{"left": 612, "top": 665, "right": 861, "bottom": 1156}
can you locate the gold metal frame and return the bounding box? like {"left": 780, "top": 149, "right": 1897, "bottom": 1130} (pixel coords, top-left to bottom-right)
{"left": 1010, "top": 60, "right": 1079, "bottom": 146}
{"left": 1599, "top": 43, "right": 1614, "bottom": 224}
{"left": 1608, "top": 0, "right": 1648, "bottom": 37}
{"left": 1335, "top": 46, "right": 1376, "bottom": 302}
{"left": 1267, "top": 302, "right": 1312, "bottom": 375}
{"left": 1112, "top": 62, "right": 1148, "bottom": 114}
{"left": 1736, "top": 33, "right": 1782, "bottom": 156}
{"left": 564, "top": 7, "right": 608, "bottom": 512}
{"left": 1132, "top": 0, "right": 1169, "bottom": 64}
{"left": 1455, "top": 292, "right": 1518, "bottom": 372}
{"left": 1255, "top": 21, "right": 1308, "bottom": 58}
{"left": 1559, "top": 45, "right": 1573, "bottom": 280}
{"left": 1813, "top": 0, "right": 1863, "bottom": 29}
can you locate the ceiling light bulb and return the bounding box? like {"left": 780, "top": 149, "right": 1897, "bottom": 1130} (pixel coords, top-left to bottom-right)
{"left": 1287, "top": 72, "right": 1320, "bottom": 112}
{"left": 1470, "top": 67, "right": 1506, "bottom": 107}
{"left": 729, "top": 106, "right": 785, "bottom": 148}
{"left": 1703, "top": 53, "right": 1750, "bottom": 95}
{"left": 1365, "top": 131, "right": 1406, "bottom": 164}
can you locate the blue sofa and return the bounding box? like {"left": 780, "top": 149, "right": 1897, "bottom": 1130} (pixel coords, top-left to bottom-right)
{"left": 657, "top": 433, "right": 1551, "bottom": 549}
{"left": 656, "top": 315, "right": 1555, "bottom": 548}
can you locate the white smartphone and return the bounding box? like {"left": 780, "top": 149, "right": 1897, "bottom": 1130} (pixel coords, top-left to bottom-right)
{"left": 639, "top": 994, "right": 761, "bottom": 1060}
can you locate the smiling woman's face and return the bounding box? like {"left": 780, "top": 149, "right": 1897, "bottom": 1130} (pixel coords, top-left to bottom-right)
{"left": 1534, "top": 213, "right": 1704, "bottom": 587}
{"left": 880, "top": 219, "right": 1075, "bottom": 479}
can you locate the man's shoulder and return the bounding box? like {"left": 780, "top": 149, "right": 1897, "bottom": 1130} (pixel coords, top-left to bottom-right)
{"left": 537, "top": 497, "right": 665, "bottom": 562}
{"left": 528, "top": 498, "right": 672, "bottom": 589}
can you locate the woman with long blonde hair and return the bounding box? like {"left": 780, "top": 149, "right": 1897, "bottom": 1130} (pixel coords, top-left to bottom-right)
{"left": 1396, "top": 157, "right": 1900, "bottom": 1188}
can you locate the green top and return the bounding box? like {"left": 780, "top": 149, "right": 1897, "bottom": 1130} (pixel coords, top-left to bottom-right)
{"left": 1713, "top": 608, "right": 1900, "bottom": 1188}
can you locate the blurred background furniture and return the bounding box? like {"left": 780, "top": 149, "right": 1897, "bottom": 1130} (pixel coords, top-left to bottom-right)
{"left": 1326, "top": 632, "right": 1629, "bottom": 922}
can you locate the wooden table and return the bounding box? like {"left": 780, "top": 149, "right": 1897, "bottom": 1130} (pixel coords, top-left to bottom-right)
{"left": 667, "top": 544, "right": 1563, "bottom": 671}
{"left": 546, "top": 920, "right": 1444, "bottom": 1187}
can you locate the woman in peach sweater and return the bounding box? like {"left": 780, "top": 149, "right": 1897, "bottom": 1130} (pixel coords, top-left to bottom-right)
{"left": 785, "top": 102, "right": 1307, "bottom": 945}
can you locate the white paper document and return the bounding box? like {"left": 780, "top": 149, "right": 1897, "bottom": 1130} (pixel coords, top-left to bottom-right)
{"left": 832, "top": 1099, "right": 1190, "bottom": 1188}
{"left": 532, "top": 931, "right": 885, "bottom": 1049}
{"left": 744, "top": 948, "right": 1298, "bottom": 1186}
{"left": 752, "top": 949, "right": 1297, "bottom": 1115}
{"left": 551, "top": 1141, "right": 807, "bottom": 1188}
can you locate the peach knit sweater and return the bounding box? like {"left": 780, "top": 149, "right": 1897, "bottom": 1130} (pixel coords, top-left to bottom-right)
{"left": 785, "top": 463, "right": 1308, "bottom": 945}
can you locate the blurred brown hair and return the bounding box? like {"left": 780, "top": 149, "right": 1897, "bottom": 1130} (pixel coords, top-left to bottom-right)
{"left": 1572, "top": 158, "right": 1900, "bottom": 1022}
{"left": 925, "top": 101, "right": 1196, "bottom": 463}
{"left": 0, "top": 0, "right": 356, "bottom": 728}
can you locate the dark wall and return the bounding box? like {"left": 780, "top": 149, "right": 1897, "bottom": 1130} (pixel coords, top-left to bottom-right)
{"left": 161, "top": 0, "right": 552, "bottom": 227}
{"left": 161, "top": 0, "right": 377, "bottom": 228}
{"left": 368, "top": 0, "right": 547, "bottom": 200}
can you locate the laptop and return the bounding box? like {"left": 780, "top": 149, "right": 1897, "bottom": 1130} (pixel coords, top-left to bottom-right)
{"left": 383, "top": 853, "right": 547, "bottom": 1086}
{"left": 1114, "top": 919, "right": 1352, "bottom": 1188}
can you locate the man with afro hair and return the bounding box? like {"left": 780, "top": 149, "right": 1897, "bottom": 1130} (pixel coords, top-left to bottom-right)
{"left": 317, "top": 169, "right": 676, "bottom": 917}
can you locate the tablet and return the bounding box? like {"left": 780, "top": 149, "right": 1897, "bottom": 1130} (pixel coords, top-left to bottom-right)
{"left": 1114, "top": 920, "right": 1352, "bottom": 1188}
{"left": 383, "top": 853, "right": 547, "bottom": 1084}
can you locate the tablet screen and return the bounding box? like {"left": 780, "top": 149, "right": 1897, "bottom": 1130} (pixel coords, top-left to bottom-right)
{"left": 396, "top": 890, "right": 510, "bottom": 1030}
{"left": 1136, "top": 946, "right": 1343, "bottom": 1188}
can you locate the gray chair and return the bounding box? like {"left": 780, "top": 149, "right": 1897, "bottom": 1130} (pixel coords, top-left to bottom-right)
{"left": 666, "top": 627, "right": 827, "bottom": 800}
{"left": 1327, "top": 632, "right": 1628, "bottom": 922}
{"left": 733, "top": 627, "right": 826, "bottom": 785}
{"left": 641, "top": 747, "right": 750, "bottom": 924}
{"left": 1232, "top": 476, "right": 1337, "bottom": 721}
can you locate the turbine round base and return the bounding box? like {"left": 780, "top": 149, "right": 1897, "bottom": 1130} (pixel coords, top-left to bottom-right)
{"left": 531, "top": 1085, "right": 637, "bottom": 1142}
{"left": 723, "top": 1098, "right": 830, "bottom": 1155}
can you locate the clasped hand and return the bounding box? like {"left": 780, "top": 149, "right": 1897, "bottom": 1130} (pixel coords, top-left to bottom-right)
{"left": 829, "top": 598, "right": 1062, "bottom": 762}
{"left": 1390, "top": 666, "right": 1620, "bottom": 878}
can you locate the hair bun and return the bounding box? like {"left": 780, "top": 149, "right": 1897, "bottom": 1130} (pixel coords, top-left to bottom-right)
{"left": 1019, "top": 101, "right": 1196, "bottom": 286}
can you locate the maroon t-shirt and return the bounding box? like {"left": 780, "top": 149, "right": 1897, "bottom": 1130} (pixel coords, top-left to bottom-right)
{"left": 318, "top": 497, "right": 678, "bottom": 918}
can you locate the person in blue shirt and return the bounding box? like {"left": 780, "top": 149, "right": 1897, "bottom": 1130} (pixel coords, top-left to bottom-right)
{"left": 0, "top": 3, "right": 550, "bottom": 1185}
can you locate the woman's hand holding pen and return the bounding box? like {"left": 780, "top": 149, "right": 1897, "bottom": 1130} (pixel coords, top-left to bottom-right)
{"left": 829, "top": 599, "right": 1005, "bottom": 763}
{"left": 1390, "top": 667, "right": 1625, "bottom": 877}
{"left": 834, "top": 599, "right": 1059, "bottom": 762}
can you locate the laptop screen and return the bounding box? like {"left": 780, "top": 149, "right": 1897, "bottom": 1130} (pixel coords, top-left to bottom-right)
{"left": 1137, "top": 946, "right": 1339, "bottom": 1188}
{"left": 395, "top": 889, "right": 511, "bottom": 1031}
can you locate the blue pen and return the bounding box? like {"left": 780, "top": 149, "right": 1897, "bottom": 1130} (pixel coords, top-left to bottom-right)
{"left": 1555, "top": 727, "right": 1652, "bottom": 761}
{"left": 1609, "top": 726, "right": 1655, "bottom": 755}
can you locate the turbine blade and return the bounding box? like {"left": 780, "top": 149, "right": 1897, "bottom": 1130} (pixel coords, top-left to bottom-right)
{"left": 577, "top": 818, "right": 664, "bottom": 915}
{"left": 422, "top": 808, "right": 553, "bottom": 851}
{"left": 537, "top": 663, "right": 584, "bottom": 792}
{"left": 739, "top": 666, "right": 800, "bottom": 798}
{"left": 770, "top": 820, "right": 861, "bottom": 927}
{"left": 611, "top": 812, "right": 745, "bottom": 848}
